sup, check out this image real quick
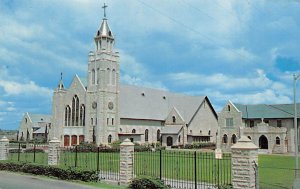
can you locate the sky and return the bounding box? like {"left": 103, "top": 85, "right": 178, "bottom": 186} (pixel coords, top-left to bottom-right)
{"left": 0, "top": 0, "right": 300, "bottom": 130}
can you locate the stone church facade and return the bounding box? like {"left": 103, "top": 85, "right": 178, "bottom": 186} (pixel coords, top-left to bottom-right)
{"left": 49, "top": 14, "right": 218, "bottom": 147}
{"left": 218, "top": 101, "right": 298, "bottom": 154}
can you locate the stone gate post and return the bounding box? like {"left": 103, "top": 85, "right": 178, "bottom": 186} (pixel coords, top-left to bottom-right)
{"left": 48, "top": 137, "right": 60, "bottom": 165}
{"left": 231, "top": 135, "right": 258, "bottom": 189}
{"left": 0, "top": 136, "right": 9, "bottom": 160}
{"left": 119, "top": 138, "right": 134, "bottom": 185}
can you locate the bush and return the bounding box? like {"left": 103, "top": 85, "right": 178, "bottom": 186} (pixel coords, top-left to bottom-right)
{"left": 184, "top": 142, "right": 215, "bottom": 149}
{"left": 0, "top": 162, "right": 98, "bottom": 182}
{"left": 128, "top": 176, "right": 169, "bottom": 189}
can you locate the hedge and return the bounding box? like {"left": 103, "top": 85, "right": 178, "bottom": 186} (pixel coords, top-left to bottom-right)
{"left": 0, "top": 162, "right": 98, "bottom": 182}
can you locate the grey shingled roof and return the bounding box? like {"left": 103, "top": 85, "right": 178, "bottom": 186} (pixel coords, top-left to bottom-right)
{"left": 119, "top": 85, "right": 206, "bottom": 122}
{"left": 28, "top": 113, "right": 51, "bottom": 123}
{"left": 33, "top": 127, "right": 46, "bottom": 134}
{"left": 161, "top": 125, "right": 182, "bottom": 134}
{"left": 233, "top": 103, "right": 300, "bottom": 119}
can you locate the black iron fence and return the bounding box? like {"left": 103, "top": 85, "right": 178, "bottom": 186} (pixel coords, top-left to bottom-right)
{"left": 8, "top": 142, "right": 48, "bottom": 165}
{"left": 134, "top": 150, "right": 232, "bottom": 189}
{"left": 60, "top": 146, "right": 120, "bottom": 181}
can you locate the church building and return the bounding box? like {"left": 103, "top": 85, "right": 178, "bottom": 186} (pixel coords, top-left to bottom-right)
{"left": 46, "top": 7, "right": 218, "bottom": 147}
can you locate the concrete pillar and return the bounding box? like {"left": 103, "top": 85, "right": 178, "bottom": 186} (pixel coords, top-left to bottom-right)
{"left": 231, "top": 135, "right": 259, "bottom": 189}
{"left": 119, "top": 138, "right": 134, "bottom": 185}
{"left": 48, "top": 137, "right": 60, "bottom": 165}
{"left": 0, "top": 136, "right": 9, "bottom": 160}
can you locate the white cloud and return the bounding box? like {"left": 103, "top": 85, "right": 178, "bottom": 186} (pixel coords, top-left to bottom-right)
{"left": 217, "top": 47, "right": 258, "bottom": 63}
{"left": 168, "top": 69, "right": 274, "bottom": 90}
{"left": 0, "top": 80, "right": 52, "bottom": 97}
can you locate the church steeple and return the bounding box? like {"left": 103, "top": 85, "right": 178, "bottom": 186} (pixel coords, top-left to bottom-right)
{"left": 57, "top": 72, "right": 64, "bottom": 90}
{"left": 94, "top": 3, "right": 114, "bottom": 52}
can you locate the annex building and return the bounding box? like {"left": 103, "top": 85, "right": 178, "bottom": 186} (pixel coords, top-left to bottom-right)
{"left": 218, "top": 101, "right": 299, "bottom": 154}
{"left": 46, "top": 13, "right": 218, "bottom": 147}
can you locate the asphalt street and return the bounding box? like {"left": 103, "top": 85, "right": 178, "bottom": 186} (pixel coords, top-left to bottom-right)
{"left": 0, "top": 171, "right": 100, "bottom": 189}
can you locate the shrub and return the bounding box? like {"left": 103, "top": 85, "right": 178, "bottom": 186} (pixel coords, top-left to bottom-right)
{"left": 128, "top": 176, "right": 169, "bottom": 189}
{"left": 0, "top": 162, "right": 98, "bottom": 182}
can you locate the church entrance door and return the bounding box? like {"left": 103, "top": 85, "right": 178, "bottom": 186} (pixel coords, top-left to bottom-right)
{"left": 64, "top": 135, "right": 70, "bottom": 146}
{"left": 167, "top": 136, "right": 173, "bottom": 146}
{"left": 259, "top": 135, "right": 268, "bottom": 149}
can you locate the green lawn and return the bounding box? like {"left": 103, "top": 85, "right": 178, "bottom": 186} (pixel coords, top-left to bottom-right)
{"left": 8, "top": 150, "right": 300, "bottom": 188}
{"left": 259, "top": 154, "right": 296, "bottom": 189}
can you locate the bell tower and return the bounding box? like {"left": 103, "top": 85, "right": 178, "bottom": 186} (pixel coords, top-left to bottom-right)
{"left": 86, "top": 3, "right": 120, "bottom": 145}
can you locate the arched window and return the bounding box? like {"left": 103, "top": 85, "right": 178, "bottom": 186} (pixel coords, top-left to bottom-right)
{"left": 97, "top": 68, "right": 100, "bottom": 84}
{"left": 145, "top": 129, "right": 149, "bottom": 142}
{"left": 92, "top": 69, "right": 95, "bottom": 84}
{"left": 80, "top": 104, "right": 85, "bottom": 126}
{"left": 112, "top": 69, "right": 116, "bottom": 85}
{"left": 276, "top": 136, "right": 280, "bottom": 145}
{"left": 223, "top": 134, "right": 228, "bottom": 144}
{"left": 157, "top": 129, "right": 160, "bottom": 141}
{"left": 64, "top": 105, "right": 71, "bottom": 126}
{"left": 228, "top": 105, "right": 231, "bottom": 111}
{"left": 106, "top": 68, "right": 110, "bottom": 85}
{"left": 172, "top": 116, "right": 176, "bottom": 123}
{"left": 231, "top": 134, "right": 237, "bottom": 144}
{"left": 178, "top": 135, "right": 181, "bottom": 143}
{"left": 208, "top": 130, "right": 211, "bottom": 136}
{"left": 108, "top": 135, "right": 112, "bottom": 143}
{"left": 71, "top": 95, "right": 79, "bottom": 126}
{"left": 132, "top": 129, "right": 136, "bottom": 133}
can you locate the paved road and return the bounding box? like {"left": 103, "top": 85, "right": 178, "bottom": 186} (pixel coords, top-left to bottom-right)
{"left": 0, "top": 171, "right": 100, "bottom": 189}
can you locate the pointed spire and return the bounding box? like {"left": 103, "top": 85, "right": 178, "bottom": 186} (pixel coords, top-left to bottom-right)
{"left": 94, "top": 3, "right": 114, "bottom": 52}
{"left": 58, "top": 72, "right": 64, "bottom": 90}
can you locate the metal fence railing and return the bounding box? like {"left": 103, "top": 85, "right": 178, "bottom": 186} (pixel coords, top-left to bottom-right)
{"left": 134, "top": 150, "right": 232, "bottom": 189}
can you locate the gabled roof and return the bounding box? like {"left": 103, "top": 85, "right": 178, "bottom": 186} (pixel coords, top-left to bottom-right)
{"left": 27, "top": 113, "right": 51, "bottom": 123}
{"left": 233, "top": 103, "right": 300, "bottom": 119}
{"left": 161, "top": 125, "right": 182, "bottom": 134}
{"left": 119, "top": 85, "right": 206, "bottom": 122}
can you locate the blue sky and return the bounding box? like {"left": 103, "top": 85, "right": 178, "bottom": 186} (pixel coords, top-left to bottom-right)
{"left": 0, "top": 0, "right": 300, "bottom": 130}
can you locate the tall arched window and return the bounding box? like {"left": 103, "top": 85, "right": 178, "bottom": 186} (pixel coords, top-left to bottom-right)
{"left": 80, "top": 104, "right": 85, "bottom": 126}
{"left": 106, "top": 68, "right": 111, "bottom": 85}
{"left": 145, "top": 129, "right": 149, "bottom": 142}
{"left": 157, "top": 129, "right": 160, "bottom": 141}
{"left": 108, "top": 135, "right": 112, "bottom": 143}
{"left": 231, "top": 134, "right": 237, "bottom": 144}
{"left": 92, "top": 69, "right": 95, "bottom": 84}
{"left": 223, "top": 134, "right": 228, "bottom": 144}
{"left": 75, "top": 96, "right": 79, "bottom": 126}
{"left": 71, "top": 95, "right": 80, "bottom": 126}
{"left": 65, "top": 105, "right": 71, "bottom": 126}
{"left": 112, "top": 69, "right": 116, "bottom": 85}
{"left": 97, "top": 68, "right": 100, "bottom": 84}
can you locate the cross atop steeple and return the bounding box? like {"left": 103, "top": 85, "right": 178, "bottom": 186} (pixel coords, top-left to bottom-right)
{"left": 102, "top": 3, "right": 108, "bottom": 18}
